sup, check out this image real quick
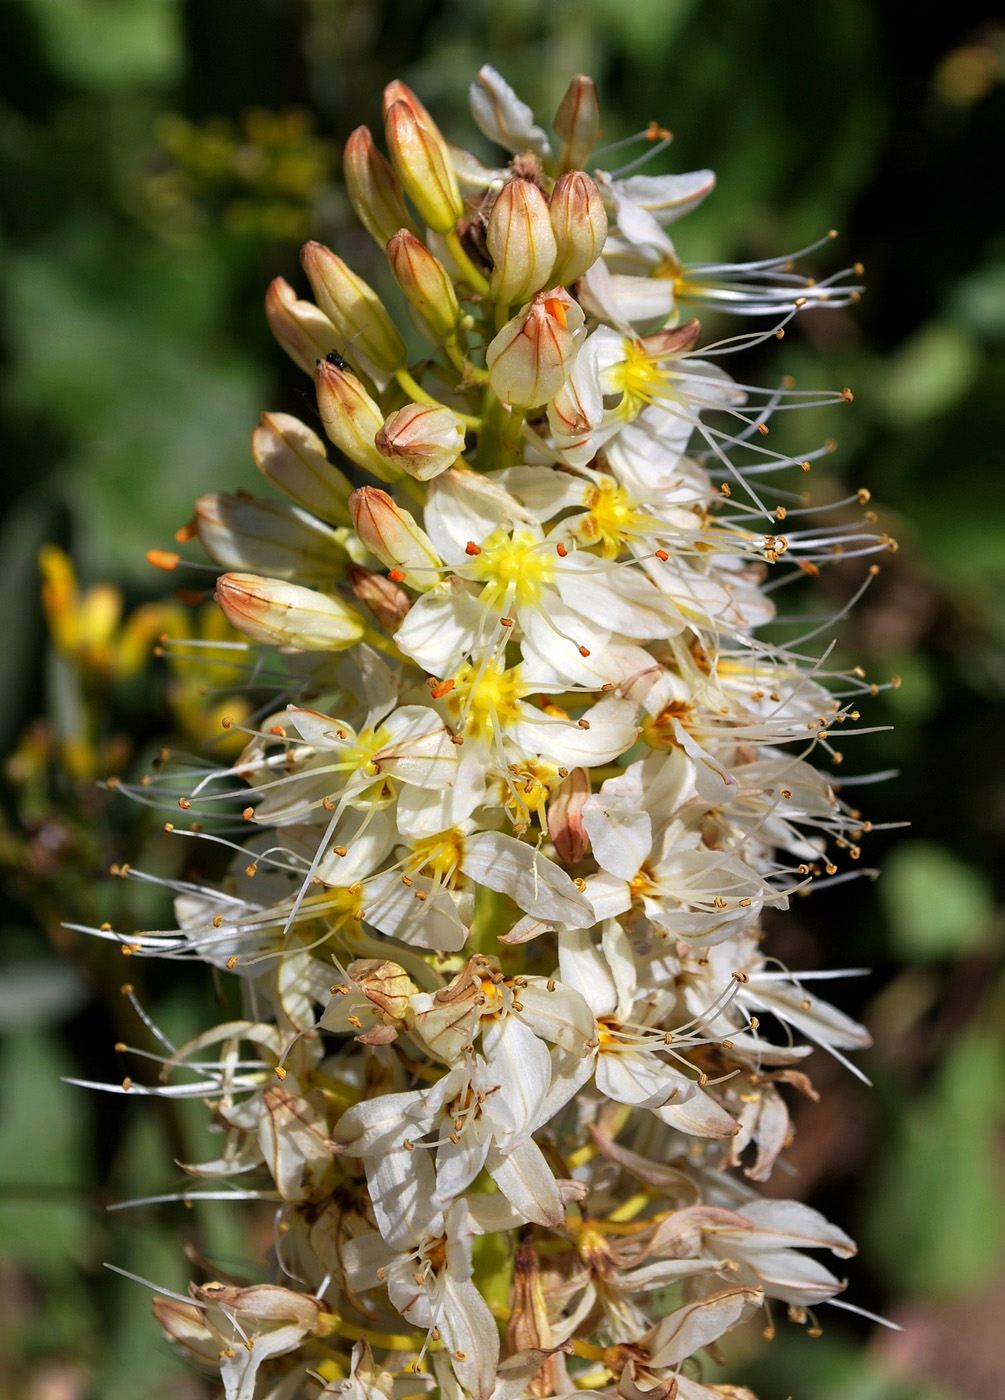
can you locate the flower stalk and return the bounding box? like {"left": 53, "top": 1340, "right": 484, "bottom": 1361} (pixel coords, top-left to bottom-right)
{"left": 84, "top": 62, "right": 891, "bottom": 1400}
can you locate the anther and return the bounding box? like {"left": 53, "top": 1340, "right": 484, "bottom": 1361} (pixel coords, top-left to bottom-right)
{"left": 147, "top": 549, "right": 180, "bottom": 571}
{"left": 430, "top": 679, "right": 455, "bottom": 699}
{"left": 556, "top": 542, "right": 568, "bottom": 557}
{"left": 577, "top": 719, "right": 590, "bottom": 730}
{"left": 122, "top": 1078, "right": 132, "bottom": 1091}
{"left": 226, "top": 955, "right": 238, "bottom": 970}
{"left": 213, "top": 914, "right": 224, "bottom": 928}
{"left": 578, "top": 645, "right": 590, "bottom": 657}
{"left": 464, "top": 541, "right": 482, "bottom": 556}
{"left": 333, "top": 845, "right": 348, "bottom": 857}
{"left": 178, "top": 797, "right": 191, "bottom": 810}
{"left": 275, "top": 1065, "right": 287, "bottom": 1080}
{"left": 322, "top": 795, "right": 336, "bottom": 811}
{"left": 387, "top": 568, "right": 406, "bottom": 582}
{"left": 655, "top": 549, "right": 669, "bottom": 561}
{"left": 757, "top": 422, "right": 769, "bottom": 436}
{"left": 500, "top": 617, "right": 514, "bottom": 627}
{"left": 114, "top": 1041, "right": 127, "bottom": 1053}
{"left": 242, "top": 806, "right": 254, "bottom": 820}
{"left": 174, "top": 518, "right": 197, "bottom": 543}
{"left": 245, "top": 863, "right": 258, "bottom": 877}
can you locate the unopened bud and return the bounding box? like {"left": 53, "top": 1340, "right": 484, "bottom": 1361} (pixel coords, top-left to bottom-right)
{"left": 375, "top": 403, "right": 466, "bottom": 480}
{"left": 300, "top": 242, "right": 407, "bottom": 384}
{"left": 549, "top": 171, "right": 608, "bottom": 285}
{"left": 195, "top": 493, "right": 347, "bottom": 585}
{"left": 547, "top": 767, "right": 591, "bottom": 863}
{"left": 252, "top": 412, "right": 352, "bottom": 526}
{"left": 216, "top": 573, "right": 364, "bottom": 651}
{"left": 387, "top": 230, "right": 462, "bottom": 340}
{"left": 383, "top": 96, "right": 463, "bottom": 234}
{"left": 349, "top": 486, "right": 442, "bottom": 590}
{"left": 486, "top": 178, "right": 557, "bottom": 307}
{"left": 314, "top": 359, "right": 398, "bottom": 482}
{"left": 343, "top": 125, "right": 419, "bottom": 249}
{"left": 265, "top": 277, "right": 342, "bottom": 375}
{"left": 486, "top": 287, "right": 585, "bottom": 408}
{"left": 554, "top": 75, "right": 602, "bottom": 173}
{"left": 347, "top": 564, "right": 412, "bottom": 629}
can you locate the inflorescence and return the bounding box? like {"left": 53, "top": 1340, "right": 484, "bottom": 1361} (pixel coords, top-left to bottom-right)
{"left": 72, "top": 66, "right": 897, "bottom": 1400}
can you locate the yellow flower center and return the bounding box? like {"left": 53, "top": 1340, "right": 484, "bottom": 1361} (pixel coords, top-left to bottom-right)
{"left": 408, "top": 828, "right": 466, "bottom": 883}
{"left": 579, "top": 477, "right": 653, "bottom": 556}
{"left": 449, "top": 658, "right": 524, "bottom": 740}
{"left": 465, "top": 528, "right": 554, "bottom": 608}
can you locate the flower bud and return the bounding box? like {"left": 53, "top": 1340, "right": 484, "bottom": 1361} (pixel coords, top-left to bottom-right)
{"left": 252, "top": 412, "right": 352, "bottom": 526}
{"left": 300, "top": 242, "right": 407, "bottom": 385}
{"left": 386, "top": 229, "right": 462, "bottom": 340}
{"left": 346, "top": 564, "right": 412, "bottom": 629}
{"left": 215, "top": 573, "right": 364, "bottom": 651}
{"left": 374, "top": 402, "right": 466, "bottom": 480}
{"left": 343, "top": 125, "right": 418, "bottom": 249}
{"left": 486, "top": 286, "right": 585, "bottom": 408}
{"left": 313, "top": 358, "right": 399, "bottom": 482}
{"left": 265, "top": 277, "right": 341, "bottom": 375}
{"left": 383, "top": 97, "right": 464, "bottom": 235}
{"left": 547, "top": 767, "right": 591, "bottom": 863}
{"left": 554, "top": 74, "right": 601, "bottom": 173}
{"left": 348, "top": 486, "right": 442, "bottom": 590}
{"left": 549, "top": 170, "right": 608, "bottom": 285}
{"left": 486, "top": 178, "right": 557, "bottom": 307}
{"left": 195, "top": 493, "right": 347, "bottom": 585}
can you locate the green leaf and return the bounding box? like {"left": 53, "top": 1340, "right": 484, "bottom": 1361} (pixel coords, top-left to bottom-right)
{"left": 864, "top": 1032, "right": 1005, "bottom": 1298}
{"left": 881, "top": 841, "right": 995, "bottom": 961}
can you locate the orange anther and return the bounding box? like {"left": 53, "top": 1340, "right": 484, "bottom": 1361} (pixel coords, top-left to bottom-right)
{"left": 147, "top": 548, "right": 180, "bottom": 570}
{"left": 388, "top": 568, "right": 406, "bottom": 582}
{"left": 464, "top": 541, "right": 482, "bottom": 556}
{"left": 430, "top": 679, "right": 455, "bottom": 699}
{"left": 543, "top": 297, "right": 568, "bottom": 327}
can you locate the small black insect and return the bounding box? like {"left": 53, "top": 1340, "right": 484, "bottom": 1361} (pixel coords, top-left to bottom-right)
{"left": 324, "top": 349, "right": 349, "bottom": 370}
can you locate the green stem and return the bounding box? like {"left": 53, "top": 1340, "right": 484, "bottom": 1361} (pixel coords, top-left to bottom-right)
{"left": 445, "top": 229, "right": 491, "bottom": 296}
{"left": 394, "top": 367, "right": 481, "bottom": 431}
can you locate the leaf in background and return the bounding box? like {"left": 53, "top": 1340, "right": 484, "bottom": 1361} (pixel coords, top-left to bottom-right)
{"left": 864, "top": 1031, "right": 1005, "bottom": 1299}
{"left": 882, "top": 841, "right": 996, "bottom": 962}
{"left": 18, "top": 0, "right": 184, "bottom": 92}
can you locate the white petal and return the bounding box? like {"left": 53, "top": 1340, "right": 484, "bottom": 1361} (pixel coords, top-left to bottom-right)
{"left": 641, "top": 1286, "right": 762, "bottom": 1368}
{"left": 558, "top": 928, "right": 617, "bottom": 1018}
{"left": 394, "top": 583, "right": 485, "bottom": 675}
{"left": 486, "top": 1137, "right": 564, "bottom": 1227}
{"left": 461, "top": 831, "right": 594, "bottom": 927}
{"left": 581, "top": 792, "right": 651, "bottom": 880}
{"left": 469, "top": 65, "right": 553, "bottom": 161}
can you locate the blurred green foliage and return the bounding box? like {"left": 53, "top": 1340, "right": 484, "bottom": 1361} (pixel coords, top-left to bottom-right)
{"left": 1, "top": 1, "right": 1004, "bottom": 1398}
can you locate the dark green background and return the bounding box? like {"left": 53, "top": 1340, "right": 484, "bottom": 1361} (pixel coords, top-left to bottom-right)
{"left": 1, "top": 2, "right": 1003, "bottom": 1397}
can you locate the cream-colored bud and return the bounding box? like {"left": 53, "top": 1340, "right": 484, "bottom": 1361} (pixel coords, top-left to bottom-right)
{"left": 486, "top": 178, "right": 557, "bottom": 307}
{"left": 343, "top": 125, "right": 419, "bottom": 249}
{"left": 386, "top": 229, "right": 462, "bottom": 340}
{"left": 252, "top": 412, "right": 352, "bottom": 526}
{"left": 554, "top": 75, "right": 601, "bottom": 173}
{"left": 215, "top": 574, "right": 364, "bottom": 651}
{"left": 348, "top": 486, "right": 442, "bottom": 591}
{"left": 346, "top": 564, "right": 412, "bottom": 629}
{"left": 549, "top": 171, "right": 608, "bottom": 285}
{"left": 383, "top": 96, "right": 463, "bottom": 234}
{"left": 195, "top": 493, "right": 347, "bottom": 585}
{"left": 374, "top": 402, "right": 466, "bottom": 480}
{"left": 265, "top": 277, "right": 342, "bottom": 375}
{"left": 486, "top": 286, "right": 585, "bottom": 408}
{"left": 313, "top": 358, "right": 399, "bottom": 482}
{"left": 300, "top": 242, "right": 407, "bottom": 383}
